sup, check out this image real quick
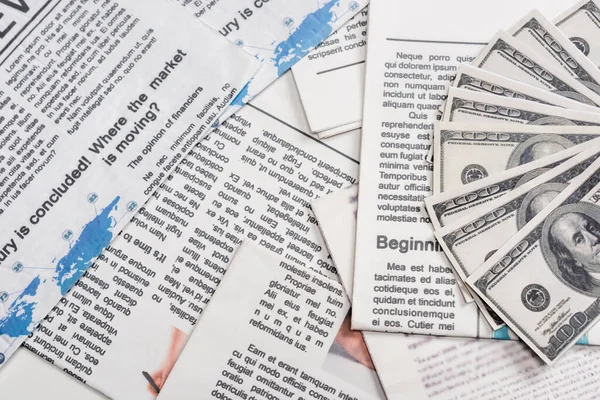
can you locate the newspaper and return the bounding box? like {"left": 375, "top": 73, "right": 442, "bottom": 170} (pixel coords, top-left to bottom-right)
{"left": 314, "top": 185, "right": 600, "bottom": 399}
{"left": 315, "top": 185, "right": 502, "bottom": 340}
{"left": 157, "top": 242, "right": 385, "bottom": 400}
{"left": 351, "top": 0, "right": 584, "bottom": 335}
{"left": 292, "top": 7, "right": 368, "bottom": 138}
{"left": 0, "top": 0, "right": 260, "bottom": 368}
{"left": 177, "top": 0, "right": 368, "bottom": 113}
{"left": 22, "top": 74, "right": 363, "bottom": 399}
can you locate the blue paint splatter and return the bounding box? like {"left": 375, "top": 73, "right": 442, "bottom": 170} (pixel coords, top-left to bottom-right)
{"left": 54, "top": 196, "right": 119, "bottom": 295}
{"left": 0, "top": 197, "right": 120, "bottom": 339}
{"left": 577, "top": 334, "right": 589, "bottom": 345}
{"left": 272, "top": 0, "right": 339, "bottom": 76}
{"left": 231, "top": 81, "right": 252, "bottom": 107}
{"left": 0, "top": 276, "right": 41, "bottom": 337}
{"left": 493, "top": 326, "right": 511, "bottom": 340}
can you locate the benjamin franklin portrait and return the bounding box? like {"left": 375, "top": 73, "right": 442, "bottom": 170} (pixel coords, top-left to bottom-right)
{"left": 541, "top": 202, "right": 600, "bottom": 297}
{"left": 507, "top": 134, "right": 574, "bottom": 169}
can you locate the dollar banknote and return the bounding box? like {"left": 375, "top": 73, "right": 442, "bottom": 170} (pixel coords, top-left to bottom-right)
{"left": 555, "top": 0, "right": 600, "bottom": 68}
{"left": 468, "top": 152, "right": 600, "bottom": 364}
{"left": 425, "top": 128, "right": 600, "bottom": 229}
{"left": 433, "top": 122, "right": 600, "bottom": 194}
{"left": 433, "top": 145, "right": 600, "bottom": 329}
{"left": 472, "top": 31, "right": 600, "bottom": 107}
{"left": 426, "top": 61, "right": 599, "bottom": 165}
{"left": 436, "top": 145, "right": 600, "bottom": 286}
{"left": 443, "top": 88, "right": 600, "bottom": 126}
{"left": 453, "top": 65, "right": 599, "bottom": 112}
{"left": 510, "top": 10, "right": 600, "bottom": 100}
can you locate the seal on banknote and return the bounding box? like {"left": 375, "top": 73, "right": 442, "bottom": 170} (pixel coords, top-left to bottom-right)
{"left": 541, "top": 202, "right": 600, "bottom": 296}
{"left": 569, "top": 36, "right": 590, "bottom": 56}
{"left": 521, "top": 284, "right": 551, "bottom": 312}
{"left": 507, "top": 134, "right": 574, "bottom": 169}
{"left": 516, "top": 183, "right": 568, "bottom": 229}
{"left": 461, "top": 164, "right": 488, "bottom": 184}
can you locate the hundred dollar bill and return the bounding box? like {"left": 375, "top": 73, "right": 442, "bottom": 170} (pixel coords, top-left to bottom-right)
{"left": 472, "top": 31, "right": 600, "bottom": 107}
{"left": 426, "top": 126, "right": 600, "bottom": 229}
{"left": 436, "top": 144, "right": 600, "bottom": 287}
{"left": 433, "top": 122, "right": 600, "bottom": 195}
{"left": 468, "top": 153, "right": 600, "bottom": 364}
{"left": 425, "top": 63, "right": 596, "bottom": 166}
{"left": 453, "top": 65, "right": 599, "bottom": 112}
{"left": 555, "top": 0, "right": 600, "bottom": 69}
{"left": 510, "top": 10, "right": 600, "bottom": 99}
{"left": 425, "top": 143, "right": 600, "bottom": 329}
{"left": 435, "top": 147, "right": 600, "bottom": 329}
{"left": 443, "top": 88, "right": 600, "bottom": 127}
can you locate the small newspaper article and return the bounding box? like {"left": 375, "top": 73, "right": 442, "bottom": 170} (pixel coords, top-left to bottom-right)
{"left": 157, "top": 242, "right": 385, "bottom": 400}
{"left": 293, "top": 7, "right": 368, "bottom": 138}
{"left": 351, "top": 0, "right": 582, "bottom": 336}
{"left": 0, "top": 0, "right": 259, "bottom": 367}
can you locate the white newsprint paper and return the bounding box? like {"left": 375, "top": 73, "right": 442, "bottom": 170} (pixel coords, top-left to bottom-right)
{"left": 314, "top": 185, "right": 600, "bottom": 400}
{"left": 352, "top": 0, "right": 581, "bottom": 335}
{"left": 157, "top": 242, "right": 384, "bottom": 400}
{"left": 22, "top": 74, "right": 363, "bottom": 399}
{"left": 177, "top": 0, "right": 368, "bottom": 113}
{"left": 0, "top": 0, "right": 259, "bottom": 368}
{"left": 315, "top": 186, "right": 502, "bottom": 341}
{"left": 292, "top": 7, "right": 368, "bottom": 138}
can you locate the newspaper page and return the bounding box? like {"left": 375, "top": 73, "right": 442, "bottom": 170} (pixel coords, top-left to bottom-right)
{"left": 351, "top": 0, "right": 581, "bottom": 335}
{"left": 292, "top": 7, "right": 368, "bottom": 138}
{"left": 175, "top": 0, "right": 368, "bottom": 114}
{"left": 156, "top": 242, "right": 384, "bottom": 400}
{"left": 314, "top": 186, "right": 483, "bottom": 333}
{"left": 314, "top": 185, "right": 600, "bottom": 400}
{"left": 314, "top": 185, "right": 502, "bottom": 341}
{"left": 0, "top": 0, "right": 260, "bottom": 368}
{"left": 22, "top": 74, "right": 363, "bottom": 400}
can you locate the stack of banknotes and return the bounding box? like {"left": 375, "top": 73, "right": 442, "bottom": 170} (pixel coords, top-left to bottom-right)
{"left": 424, "top": 4, "right": 600, "bottom": 364}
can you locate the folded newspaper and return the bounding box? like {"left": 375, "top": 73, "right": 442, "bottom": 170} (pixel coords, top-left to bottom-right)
{"left": 8, "top": 0, "right": 600, "bottom": 398}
